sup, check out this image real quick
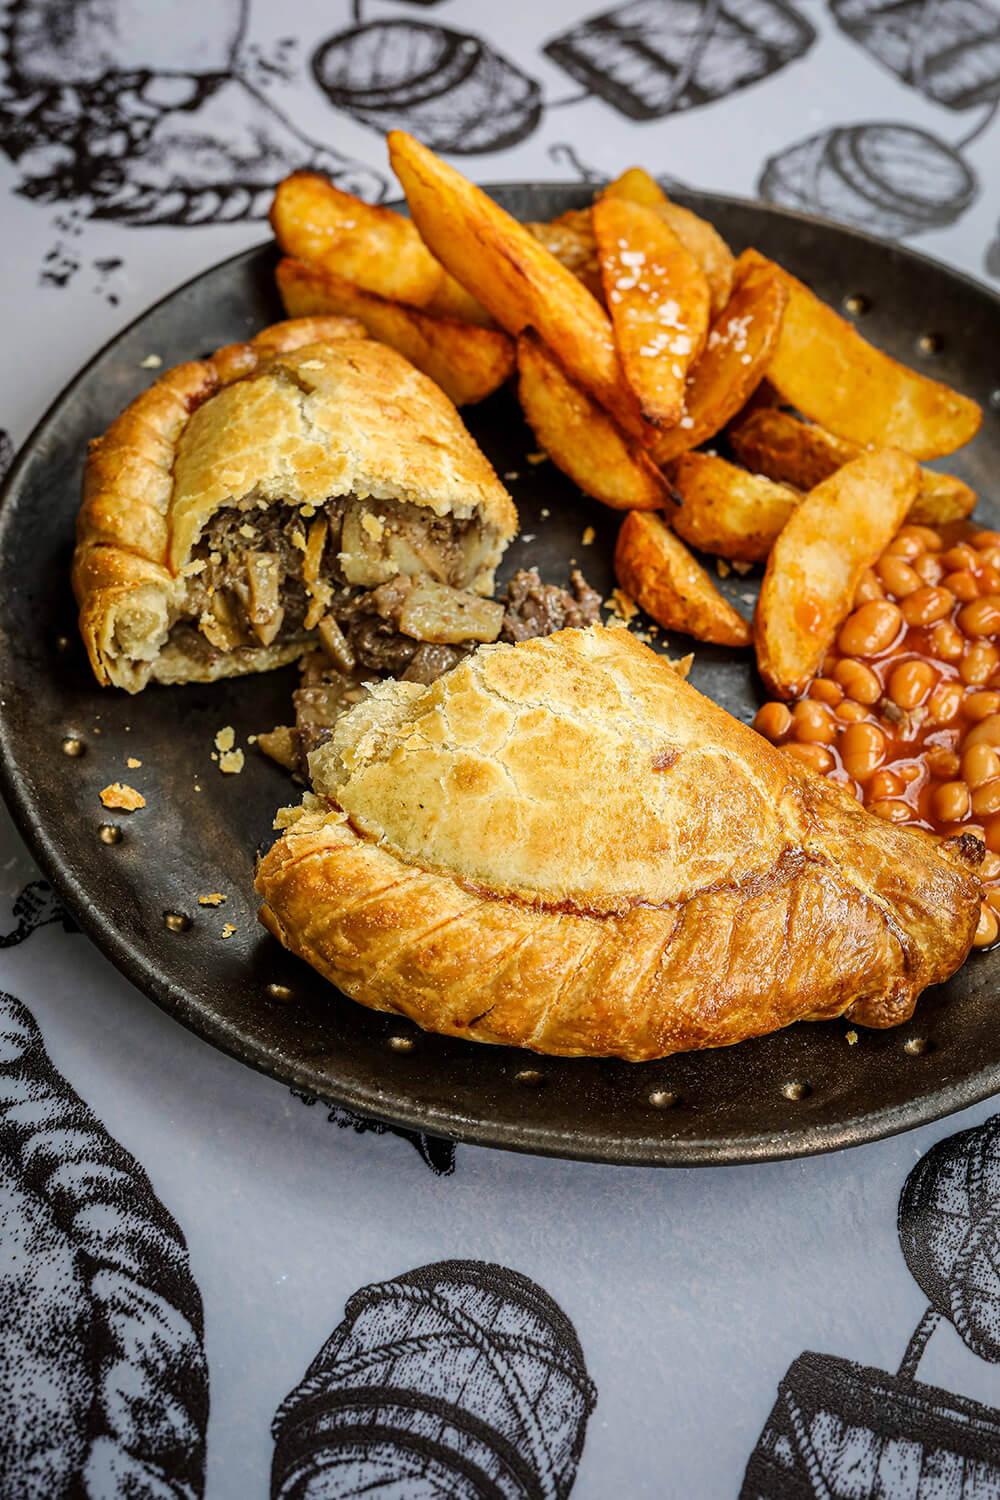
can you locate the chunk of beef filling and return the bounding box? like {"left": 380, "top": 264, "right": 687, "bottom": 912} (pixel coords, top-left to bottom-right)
{"left": 500, "top": 567, "right": 603, "bottom": 642}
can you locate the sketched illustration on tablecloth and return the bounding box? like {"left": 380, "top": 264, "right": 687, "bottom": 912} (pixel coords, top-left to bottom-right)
{"left": 741, "top": 1112, "right": 1000, "bottom": 1497}
{"left": 828, "top": 0, "right": 1000, "bottom": 110}
{"left": 0, "top": 427, "right": 12, "bottom": 482}
{"left": 1, "top": 879, "right": 76, "bottom": 948}
{"left": 270, "top": 1258, "right": 596, "bottom": 1498}
{"left": 291, "top": 1088, "right": 456, "bottom": 1177}
{"left": 0, "top": 990, "right": 208, "bottom": 1498}
{"left": 0, "top": 0, "right": 386, "bottom": 227}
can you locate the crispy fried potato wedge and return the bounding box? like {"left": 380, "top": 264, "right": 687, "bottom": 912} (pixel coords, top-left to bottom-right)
{"left": 728, "top": 407, "right": 976, "bottom": 526}
{"left": 388, "top": 131, "right": 648, "bottom": 442}
{"left": 517, "top": 331, "right": 667, "bottom": 511}
{"left": 650, "top": 252, "right": 789, "bottom": 466}
{"left": 741, "top": 250, "right": 982, "bottom": 459}
{"left": 270, "top": 171, "right": 490, "bottom": 326}
{"left": 755, "top": 449, "right": 921, "bottom": 699}
{"left": 668, "top": 452, "right": 799, "bottom": 563}
{"left": 615, "top": 510, "right": 752, "bottom": 646}
{"left": 601, "top": 168, "right": 735, "bottom": 314}
{"left": 525, "top": 211, "right": 604, "bottom": 301}
{"left": 593, "top": 196, "right": 710, "bottom": 430}
{"left": 276, "top": 258, "right": 514, "bottom": 407}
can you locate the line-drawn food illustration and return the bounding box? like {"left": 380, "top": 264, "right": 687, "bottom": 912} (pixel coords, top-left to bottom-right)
{"left": 312, "top": 20, "right": 543, "bottom": 153}
{"left": 1, "top": 879, "right": 75, "bottom": 948}
{"left": 543, "top": 0, "right": 816, "bottom": 121}
{"left": 0, "top": 428, "right": 13, "bottom": 483}
{"left": 0, "top": 990, "right": 208, "bottom": 1498}
{"left": 741, "top": 1113, "right": 1000, "bottom": 1496}
{"left": 758, "top": 121, "right": 978, "bottom": 238}
{"left": 0, "top": 0, "right": 386, "bottom": 226}
{"left": 271, "top": 1258, "right": 596, "bottom": 1498}
{"left": 828, "top": 0, "right": 1000, "bottom": 110}
{"left": 291, "top": 1089, "right": 456, "bottom": 1176}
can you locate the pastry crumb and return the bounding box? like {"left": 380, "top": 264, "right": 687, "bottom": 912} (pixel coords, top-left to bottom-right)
{"left": 716, "top": 558, "right": 731, "bottom": 578}
{"left": 846, "top": 1029, "right": 859, "bottom": 1045}
{"left": 219, "top": 748, "right": 245, "bottom": 775}
{"left": 360, "top": 511, "right": 385, "bottom": 541}
{"left": 238, "top": 522, "right": 256, "bottom": 540}
{"left": 608, "top": 588, "right": 639, "bottom": 623}
{"left": 126, "top": 756, "right": 142, "bottom": 769}
{"left": 214, "top": 726, "right": 235, "bottom": 753}
{"left": 540, "top": 507, "right": 551, "bottom": 518}
{"left": 671, "top": 653, "right": 694, "bottom": 680}
{"left": 581, "top": 526, "right": 595, "bottom": 546}
{"left": 199, "top": 893, "right": 226, "bottom": 907}
{"left": 300, "top": 503, "right": 317, "bottom": 518}
{"left": 503, "top": 470, "right": 520, "bottom": 481}
{"left": 247, "top": 733, "right": 257, "bottom": 745}
{"left": 291, "top": 528, "right": 306, "bottom": 550}
{"left": 526, "top": 451, "right": 548, "bottom": 465}
{"left": 100, "top": 782, "right": 145, "bottom": 812}
{"left": 732, "top": 560, "right": 753, "bottom": 576}
{"left": 221, "top": 922, "right": 237, "bottom": 939}
{"left": 140, "top": 354, "right": 162, "bottom": 369}
{"left": 521, "top": 533, "right": 536, "bottom": 543}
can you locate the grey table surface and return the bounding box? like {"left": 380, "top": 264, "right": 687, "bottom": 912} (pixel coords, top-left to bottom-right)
{"left": 2, "top": 2, "right": 1000, "bottom": 1497}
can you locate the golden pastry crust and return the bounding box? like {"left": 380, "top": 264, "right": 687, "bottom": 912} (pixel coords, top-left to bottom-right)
{"left": 74, "top": 318, "right": 518, "bottom": 691}
{"left": 256, "top": 625, "right": 981, "bottom": 1061}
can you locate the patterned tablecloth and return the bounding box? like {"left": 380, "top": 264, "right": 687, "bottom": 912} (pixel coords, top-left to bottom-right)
{"left": 2, "top": 3, "right": 1000, "bottom": 1496}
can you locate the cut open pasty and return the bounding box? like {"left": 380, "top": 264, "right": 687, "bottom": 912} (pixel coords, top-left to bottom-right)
{"left": 256, "top": 625, "right": 982, "bottom": 1061}
{"left": 74, "top": 318, "right": 518, "bottom": 692}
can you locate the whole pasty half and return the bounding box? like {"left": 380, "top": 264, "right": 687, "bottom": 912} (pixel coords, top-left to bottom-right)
{"left": 256, "top": 625, "right": 982, "bottom": 1060}
{"left": 74, "top": 318, "right": 518, "bottom": 691}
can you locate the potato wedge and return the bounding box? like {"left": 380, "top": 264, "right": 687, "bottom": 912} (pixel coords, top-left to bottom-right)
{"left": 755, "top": 449, "right": 921, "bottom": 699}
{"left": 650, "top": 252, "right": 789, "bottom": 465}
{"left": 601, "top": 168, "right": 735, "bottom": 315}
{"left": 525, "top": 211, "right": 603, "bottom": 300}
{"left": 728, "top": 407, "right": 976, "bottom": 525}
{"left": 388, "top": 131, "right": 647, "bottom": 442}
{"left": 668, "top": 452, "right": 799, "bottom": 563}
{"left": 615, "top": 510, "right": 752, "bottom": 646}
{"left": 593, "top": 196, "right": 710, "bottom": 430}
{"left": 517, "top": 331, "right": 667, "bottom": 511}
{"left": 741, "top": 250, "right": 982, "bottom": 459}
{"left": 270, "top": 171, "right": 490, "bottom": 326}
{"left": 276, "top": 258, "right": 514, "bottom": 407}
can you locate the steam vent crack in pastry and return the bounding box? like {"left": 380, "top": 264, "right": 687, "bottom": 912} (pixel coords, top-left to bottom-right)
{"left": 256, "top": 626, "right": 981, "bottom": 1061}
{"left": 73, "top": 318, "right": 518, "bottom": 692}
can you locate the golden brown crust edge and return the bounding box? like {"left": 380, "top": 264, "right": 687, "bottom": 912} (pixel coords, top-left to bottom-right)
{"left": 255, "top": 628, "right": 981, "bottom": 1060}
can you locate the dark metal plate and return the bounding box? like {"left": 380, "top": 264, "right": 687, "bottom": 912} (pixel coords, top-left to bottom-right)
{"left": 1, "top": 185, "right": 999, "bottom": 1166}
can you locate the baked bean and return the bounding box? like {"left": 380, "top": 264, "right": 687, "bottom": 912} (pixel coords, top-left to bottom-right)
{"left": 833, "top": 659, "right": 881, "bottom": 705}
{"left": 987, "top": 888, "right": 1000, "bottom": 917}
{"left": 783, "top": 742, "right": 835, "bottom": 774}
{"left": 835, "top": 699, "right": 869, "bottom": 723}
{"left": 898, "top": 762, "right": 922, "bottom": 784}
{"left": 808, "top": 677, "right": 843, "bottom": 707}
{"left": 973, "top": 903, "right": 999, "bottom": 948}
{"left": 925, "top": 620, "right": 964, "bottom": 661}
{"left": 913, "top": 554, "right": 943, "bottom": 586}
{"left": 960, "top": 744, "right": 1000, "bottom": 789}
{"left": 902, "top": 587, "right": 953, "bottom": 628}
{"left": 931, "top": 780, "right": 971, "bottom": 823}
{"left": 972, "top": 780, "right": 1000, "bottom": 818}
{"left": 853, "top": 568, "right": 884, "bottom": 606}
{"left": 841, "top": 722, "right": 886, "bottom": 780}
{"left": 965, "top": 691, "right": 1000, "bottom": 722}
{"left": 980, "top": 566, "right": 1000, "bottom": 596}
{"left": 877, "top": 556, "right": 921, "bottom": 597}
{"left": 942, "top": 570, "right": 979, "bottom": 603}
{"left": 927, "top": 680, "right": 964, "bottom": 724}
{"left": 942, "top": 543, "right": 978, "bottom": 572}
{"left": 959, "top": 643, "right": 999, "bottom": 686}
{"left": 908, "top": 526, "right": 944, "bottom": 552}
{"left": 869, "top": 798, "right": 912, "bottom": 822}
{"left": 986, "top": 816, "right": 1000, "bottom": 854}
{"left": 958, "top": 595, "right": 1000, "bottom": 637}
{"left": 980, "top": 548, "right": 1000, "bottom": 573}
{"left": 838, "top": 600, "right": 903, "bottom": 658}
{"left": 946, "top": 822, "right": 985, "bottom": 843}
{"left": 868, "top": 769, "right": 904, "bottom": 802}
{"left": 791, "top": 699, "right": 836, "bottom": 743}
{"left": 886, "top": 532, "right": 923, "bottom": 559}
{"left": 962, "top": 713, "right": 1000, "bottom": 749}
{"left": 887, "top": 658, "right": 935, "bottom": 709}
{"left": 973, "top": 530, "right": 1000, "bottom": 550}
{"left": 753, "top": 702, "right": 792, "bottom": 742}
{"left": 980, "top": 851, "right": 1000, "bottom": 880}
{"left": 926, "top": 747, "right": 961, "bottom": 779}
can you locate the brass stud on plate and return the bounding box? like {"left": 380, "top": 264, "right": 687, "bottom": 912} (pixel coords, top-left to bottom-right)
{"left": 903, "top": 1037, "right": 931, "bottom": 1056}
{"left": 387, "top": 1035, "right": 415, "bottom": 1053}
{"left": 843, "top": 293, "right": 870, "bottom": 316}
{"left": 164, "top": 910, "right": 191, "bottom": 933}
{"left": 917, "top": 332, "right": 942, "bottom": 355}
{"left": 98, "top": 823, "right": 122, "bottom": 845}
{"left": 782, "top": 1080, "right": 811, "bottom": 1101}
{"left": 990, "top": 389, "right": 1000, "bottom": 412}
{"left": 61, "top": 735, "right": 84, "bottom": 758}
{"left": 514, "top": 1068, "right": 544, "bottom": 1087}
{"left": 648, "top": 1089, "right": 680, "bottom": 1109}
{"left": 55, "top": 635, "right": 70, "bottom": 652}
{"left": 266, "top": 982, "right": 294, "bottom": 1003}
